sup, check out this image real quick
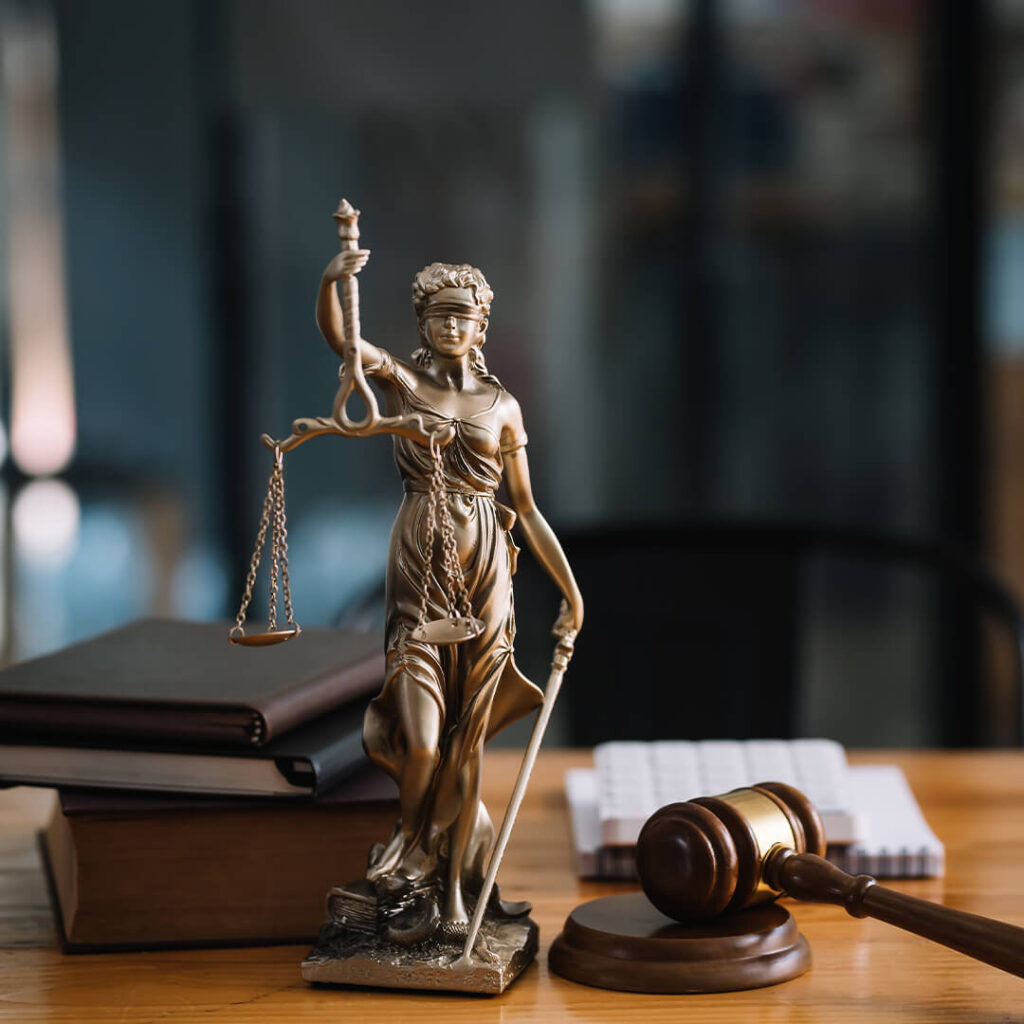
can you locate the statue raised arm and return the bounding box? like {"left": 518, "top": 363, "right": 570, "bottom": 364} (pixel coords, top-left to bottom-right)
{"left": 264, "top": 200, "right": 441, "bottom": 452}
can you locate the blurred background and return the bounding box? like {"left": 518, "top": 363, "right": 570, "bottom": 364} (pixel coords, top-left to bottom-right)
{"left": 1, "top": 0, "right": 1023, "bottom": 748}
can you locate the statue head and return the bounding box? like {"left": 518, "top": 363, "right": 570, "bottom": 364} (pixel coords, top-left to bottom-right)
{"left": 410, "top": 264, "right": 502, "bottom": 389}
{"left": 412, "top": 263, "right": 493, "bottom": 322}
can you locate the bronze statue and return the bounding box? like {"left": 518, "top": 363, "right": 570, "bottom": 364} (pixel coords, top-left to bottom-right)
{"left": 231, "top": 201, "right": 581, "bottom": 993}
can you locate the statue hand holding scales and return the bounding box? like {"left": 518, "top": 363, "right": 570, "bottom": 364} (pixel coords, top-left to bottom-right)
{"left": 233, "top": 201, "right": 582, "bottom": 994}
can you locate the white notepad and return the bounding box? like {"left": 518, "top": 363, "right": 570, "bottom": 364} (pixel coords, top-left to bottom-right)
{"left": 594, "top": 738, "right": 864, "bottom": 846}
{"left": 566, "top": 763, "right": 944, "bottom": 880}
{"left": 825, "top": 765, "right": 944, "bottom": 877}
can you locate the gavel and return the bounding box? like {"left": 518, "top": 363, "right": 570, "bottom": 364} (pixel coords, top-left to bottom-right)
{"left": 637, "top": 781, "right": 1024, "bottom": 978}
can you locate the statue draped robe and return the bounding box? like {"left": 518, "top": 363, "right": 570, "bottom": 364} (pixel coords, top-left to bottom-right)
{"left": 361, "top": 351, "right": 542, "bottom": 886}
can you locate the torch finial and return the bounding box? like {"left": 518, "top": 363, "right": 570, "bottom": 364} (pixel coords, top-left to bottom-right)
{"left": 332, "top": 199, "right": 360, "bottom": 245}
{"left": 333, "top": 198, "right": 359, "bottom": 222}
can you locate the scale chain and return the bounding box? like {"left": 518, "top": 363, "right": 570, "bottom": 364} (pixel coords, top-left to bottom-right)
{"left": 433, "top": 446, "right": 459, "bottom": 617}
{"left": 233, "top": 457, "right": 278, "bottom": 634}
{"left": 275, "top": 464, "right": 297, "bottom": 628}
{"left": 432, "top": 442, "right": 471, "bottom": 618}
{"left": 414, "top": 439, "right": 475, "bottom": 631}
{"left": 231, "top": 447, "right": 297, "bottom": 640}
{"left": 267, "top": 461, "right": 282, "bottom": 633}
{"left": 415, "top": 446, "right": 442, "bottom": 631}
{"left": 437, "top": 487, "right": 472, "bottom": 618}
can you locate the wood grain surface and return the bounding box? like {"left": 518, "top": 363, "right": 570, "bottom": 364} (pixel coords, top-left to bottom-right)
{"left": 1, "top": 750, "right": 1022, "bottom": 1022}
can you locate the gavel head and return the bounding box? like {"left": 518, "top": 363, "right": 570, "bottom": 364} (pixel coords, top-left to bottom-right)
{"left": 636, "top": 781, "right": 826, "bottom": 924}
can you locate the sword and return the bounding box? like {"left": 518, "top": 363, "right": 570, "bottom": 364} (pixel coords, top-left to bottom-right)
{"left": 452, "top": 611, "right": 578, "bottom": 971}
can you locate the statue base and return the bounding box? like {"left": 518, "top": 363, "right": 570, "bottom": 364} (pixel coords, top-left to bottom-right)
{"left": 549, "top": 893, "right": 810, "bottom": 994}
{"left": 301, "top": 880, "right": 538, "bottom": 995}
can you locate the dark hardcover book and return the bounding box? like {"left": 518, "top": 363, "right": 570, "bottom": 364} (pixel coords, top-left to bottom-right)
{"left": 40, "top": 769, "right": 399, "bottom": 950}
{"left": 0, "top": 701, "right": 373, "bottom": 797}
{"left": 0, "top": 619, "right": 383, "bottom": 747}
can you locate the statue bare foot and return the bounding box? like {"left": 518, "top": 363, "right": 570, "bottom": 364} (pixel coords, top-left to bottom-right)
{"left": 366, "top": 829, "right": 407, "bottom": 881}
{"left": 442, "top": 886, "right": 469, "bottom": 937}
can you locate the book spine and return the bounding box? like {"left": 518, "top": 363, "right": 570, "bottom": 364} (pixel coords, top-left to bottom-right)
{"left": 0, "top": 700, "right": 257, "bottom": 746}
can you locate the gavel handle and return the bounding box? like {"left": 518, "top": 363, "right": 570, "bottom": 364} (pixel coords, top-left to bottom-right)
{"left": 768, "top": 849, "right": 1024, "bottom": 977}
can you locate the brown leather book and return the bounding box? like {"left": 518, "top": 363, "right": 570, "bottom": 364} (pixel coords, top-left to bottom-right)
{"left": 0, "top": 619, "right": 384, "bottom": 747}
{"left": 40, "top": 772, "right": 398, "bottom": 950}
{"left": 1, "top": 699, "right": 374, "bottom": 797}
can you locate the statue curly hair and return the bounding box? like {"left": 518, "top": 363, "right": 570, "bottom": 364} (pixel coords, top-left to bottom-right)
{"left": 410, "top": 263, "right": 503, "bottom": 390}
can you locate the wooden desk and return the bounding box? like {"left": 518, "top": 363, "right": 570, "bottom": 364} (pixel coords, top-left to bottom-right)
{"left": 1, "top": 750, "right": 1022, "bottom": 1022}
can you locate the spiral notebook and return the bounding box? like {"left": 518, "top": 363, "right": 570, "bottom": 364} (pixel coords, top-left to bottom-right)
{"left": 593, "top": 738, "right": 865, "bottom": 846}
{"left": 566, "top": 753, "right": 944, "bottom": 881}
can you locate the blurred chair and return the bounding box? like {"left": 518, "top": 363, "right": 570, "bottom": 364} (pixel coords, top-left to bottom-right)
{"left": 509, "top": 522, "right": 1024, "bottom": 749}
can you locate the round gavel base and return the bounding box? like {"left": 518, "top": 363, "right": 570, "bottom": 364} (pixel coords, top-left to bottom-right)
{"left": 548, "top": 893, "right": 810, "bottom": 994}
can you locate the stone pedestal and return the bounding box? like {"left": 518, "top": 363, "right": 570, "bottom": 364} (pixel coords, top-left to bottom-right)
{"left": 301, "top": 881, "right": 538, "bottom": 995}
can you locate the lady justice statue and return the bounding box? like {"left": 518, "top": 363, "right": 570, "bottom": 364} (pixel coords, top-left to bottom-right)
{"left": 233, "top": 201, "right": 582, "bottom": 994}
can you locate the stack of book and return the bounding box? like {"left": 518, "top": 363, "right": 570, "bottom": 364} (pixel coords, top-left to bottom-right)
{"left": 0, "top": 619, "right": 397, "bottom": 951}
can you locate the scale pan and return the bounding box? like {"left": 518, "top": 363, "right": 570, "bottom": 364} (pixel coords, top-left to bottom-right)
{"left": 229, "top": 626, "right": 302, "bottom": 647}
{"left": 410, "top": 617, "right": 484, "bottom": 645}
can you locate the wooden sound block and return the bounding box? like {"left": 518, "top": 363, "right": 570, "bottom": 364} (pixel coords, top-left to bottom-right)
{"left": 548, "top": 893, "right": 810, "bottom": 994}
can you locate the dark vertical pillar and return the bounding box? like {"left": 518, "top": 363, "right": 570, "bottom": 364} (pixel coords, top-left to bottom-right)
{"left": 680, "top": 0, "right": 726, "bottom": 506}
{"left": 924, "top": 1, "right": 990, "bottom": 743}
{"left": 193, "top": 0, "right": 253, "bottom": 611}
